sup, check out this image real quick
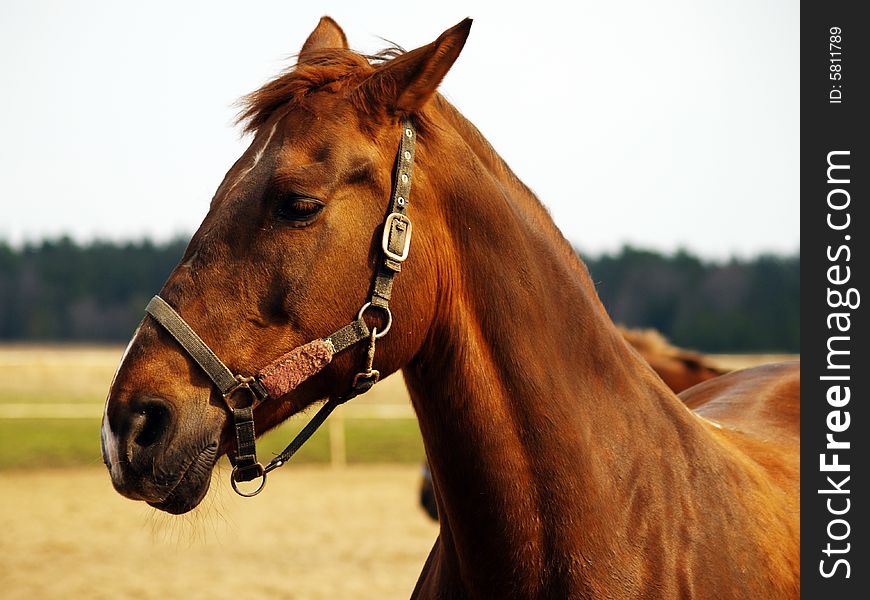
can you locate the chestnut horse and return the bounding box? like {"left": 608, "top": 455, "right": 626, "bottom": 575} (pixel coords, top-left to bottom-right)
{"left": 101, "top": 17, "right": 800, "bottom": 598}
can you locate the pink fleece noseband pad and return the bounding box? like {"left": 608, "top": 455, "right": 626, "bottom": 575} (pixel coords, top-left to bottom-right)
{"left": 258, "top": 338, "right": 335, "bottom": 398}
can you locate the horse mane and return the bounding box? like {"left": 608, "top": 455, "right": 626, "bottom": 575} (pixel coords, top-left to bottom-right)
{"left": 428, "top": 93, "right": 603, "bottom": 299}
{"left": 237, "top": 48, "right": 405, "bottom": 134}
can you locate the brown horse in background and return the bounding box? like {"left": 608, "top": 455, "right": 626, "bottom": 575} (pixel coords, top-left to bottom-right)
{"left": 619, "top": 326, "right": 728, "bottom": 393}
{"left": 101, "top": 17, "right": 800, "bottom": 598}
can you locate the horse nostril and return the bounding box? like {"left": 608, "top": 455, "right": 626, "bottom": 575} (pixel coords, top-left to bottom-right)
{"left": 133, "top": 400, "right": 172, "bottom": 449}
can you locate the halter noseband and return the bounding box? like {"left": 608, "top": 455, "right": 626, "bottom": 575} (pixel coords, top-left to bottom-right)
{"left": 144, "top": 118, "right": 417, "bottom": 497}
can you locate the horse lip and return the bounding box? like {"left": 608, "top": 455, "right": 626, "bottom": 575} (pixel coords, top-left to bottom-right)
{"left": 148, "top": 442, "right": 219, "bottom": 514}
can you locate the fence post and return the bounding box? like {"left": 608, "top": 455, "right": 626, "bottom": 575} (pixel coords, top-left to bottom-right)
{"left": 329, "top": 407, "right": 347, "bottom": 468}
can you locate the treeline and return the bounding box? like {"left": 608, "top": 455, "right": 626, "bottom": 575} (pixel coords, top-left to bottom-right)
{"left": 0, "top": 237, "right": 188, "bottom": 341}
{"left": 0, "top": 237, "right": 799, "bottom": 352}
{"left": 584, "top": 247, "right": 799, "bottom": 353}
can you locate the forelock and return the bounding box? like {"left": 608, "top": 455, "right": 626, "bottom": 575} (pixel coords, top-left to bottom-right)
{"left": 236, "top": 47, "right": 403, "bottom": 133}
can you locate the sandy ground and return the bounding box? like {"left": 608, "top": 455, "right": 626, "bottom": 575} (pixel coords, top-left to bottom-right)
{"left": 0, "top": 465, "right": 439, "bottom": 600}
{"left": 0, "top": 346, "right": 798, "bottom": 599}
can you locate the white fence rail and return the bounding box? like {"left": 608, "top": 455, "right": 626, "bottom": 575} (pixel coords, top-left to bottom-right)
{"left": 0, "top": 403, "right": 103, "bottom": 418}
{"left": 0, "top": 403, "right": 417, "bottom": 468}
{"left": 0, "top": 403, "right": 415, "bottom": 419}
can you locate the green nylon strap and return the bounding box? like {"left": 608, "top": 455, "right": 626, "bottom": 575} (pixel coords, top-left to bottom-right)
{"left": 325, "top": 318, "right": 370, "bottom": 354}
{"left": 231, "top": 405, "right": 262, "bottom": 481}
{"left": 146, "top": 295, "right": 370, "bottom": 401}
{"left": 145, "top": 295, "right": 241, "bottom": 396}
{"left": 370, "top": 117, "right": 416, "bottom": 309}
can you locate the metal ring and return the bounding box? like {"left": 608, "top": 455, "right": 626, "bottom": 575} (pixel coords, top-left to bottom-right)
{"left": 231, "top": 465, "right": 267, "bottom": 497}
{"left": 357, "top": 302, "right": 392, "bottom": 338}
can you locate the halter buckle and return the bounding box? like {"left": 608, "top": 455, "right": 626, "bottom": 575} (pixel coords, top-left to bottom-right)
{"left": 382, "top": 213, "right": 413, "bottom": 262}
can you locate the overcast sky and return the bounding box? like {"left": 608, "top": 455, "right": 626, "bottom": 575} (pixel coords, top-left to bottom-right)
{"left": 0, "top": 0, "right": 798, "bottom": 259}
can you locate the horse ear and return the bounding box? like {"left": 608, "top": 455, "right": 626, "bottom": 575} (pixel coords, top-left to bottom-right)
{"left": 300, "top": 16, "right": 349, "bottom": 59}
{"left": 357, "top": 18, "right": 472, "bottom": 114}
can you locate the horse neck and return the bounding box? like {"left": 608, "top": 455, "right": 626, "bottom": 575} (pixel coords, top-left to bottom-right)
{"left": 403, "top": 103, "right": 725, "bottom": 595}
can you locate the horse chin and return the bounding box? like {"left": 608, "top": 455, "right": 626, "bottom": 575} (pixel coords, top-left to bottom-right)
{"left": 148, "top": 442, "right": 218, "bottom": 515}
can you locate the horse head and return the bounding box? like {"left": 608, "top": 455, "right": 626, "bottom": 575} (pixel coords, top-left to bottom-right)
{"left": 101, "top": 17, "right": 471, "bottom": 514}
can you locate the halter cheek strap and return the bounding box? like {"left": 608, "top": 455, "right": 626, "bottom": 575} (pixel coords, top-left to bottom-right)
{"left": 143, "top": 118, "right": 417, "bottom": 497}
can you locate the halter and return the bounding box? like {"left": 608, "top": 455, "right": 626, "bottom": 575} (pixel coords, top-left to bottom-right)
{"left": 144, "top": 118, "right": 417, "bottom": 497}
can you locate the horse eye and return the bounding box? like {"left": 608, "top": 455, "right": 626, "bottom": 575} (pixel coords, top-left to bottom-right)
{"left": 273, "top": 197, "right": 325, "bottom": 224}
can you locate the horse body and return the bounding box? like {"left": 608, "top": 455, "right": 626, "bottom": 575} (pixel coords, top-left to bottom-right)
{"left": 420, "top": 329, "right": 730, "bottom": 521}
{"left": 101, "top": 17, "right": 799, "bottom": 598}
{"left": 395, "top": 94, "right": 798, "bottom": 598}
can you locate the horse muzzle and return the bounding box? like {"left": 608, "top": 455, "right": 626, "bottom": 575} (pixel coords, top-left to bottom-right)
{"left": 101, "top": 394, "right": 219, "bottom": 513}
